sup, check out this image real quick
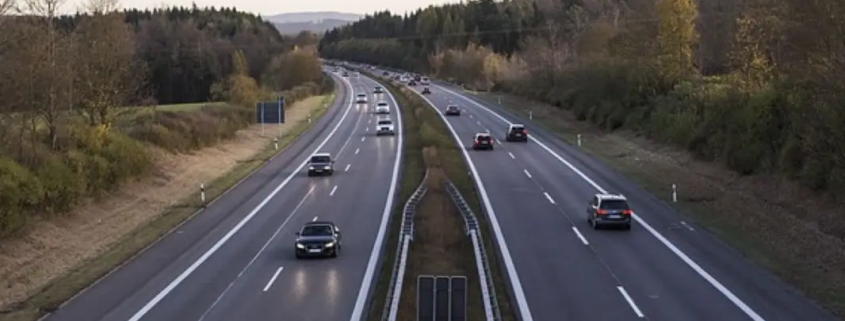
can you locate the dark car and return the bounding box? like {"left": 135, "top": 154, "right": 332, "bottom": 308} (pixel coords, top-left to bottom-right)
{"left": 408, "top": 80, "right": 417, "bottom": 86}
{"left": 422, "top": 86, "right": 431, "bottom": 94}
{"left": 505, "top": 124, "right": 528, "bottom": 142}
{"left": 382, "top": 71, "right": 389, "bottom": 76}
{"left": 414, "top": 75, "right": 421, "bottom": 81}
{"left": 444, "top": 105, "right": 461, "bottom": 116}
{"left": 374, "top": 86, "right": 384, "bottom": 94}
{"left": 472, "top": 133, "right": 494, "bottom": 150}
{"left": 294, "top": 221, "right": 342, "bottom": 258}
{"left": 307, "top": 153, "right": 334, "bottom": 176}
{"left": 342, "top": 72, "right": 349, "bottom": 77}
{"left": 587, "top": 193, "right": 633, "bottom": 230}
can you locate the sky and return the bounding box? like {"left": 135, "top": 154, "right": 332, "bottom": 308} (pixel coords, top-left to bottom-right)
{"left": 61, "top": 0, "right": 459, "bottom": 15}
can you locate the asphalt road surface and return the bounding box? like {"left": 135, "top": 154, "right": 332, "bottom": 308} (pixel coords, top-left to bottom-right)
{"left": 404, "top": 79, "right": 838, "bottom": 321}
{"left": 43, "top": 72, "right": 402, "bottom": 321}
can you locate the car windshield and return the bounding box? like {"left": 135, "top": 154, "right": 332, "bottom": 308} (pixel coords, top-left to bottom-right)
{"left": 378, "top": 103, "right": 388, "bottom": 107}
{"left": 310, "top": 155, "right": 331, "bottom": 163}
{"left": 378, "top": 120, "right": 392, "bottom": 125}
{"left": 448, "top": 106, "right": 458, "bottom": 110}
{"left": 600, "top": 200, "right": 629, "bottom": 210}
{"left": 300, "top": 225, "right": 333, "bottom": 236}
{"left": 357, "top": 94, "right": 365, "bottom": 97}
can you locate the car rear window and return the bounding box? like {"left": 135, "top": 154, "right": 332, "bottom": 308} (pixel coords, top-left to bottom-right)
{"left": 310, "top": 156, "right": 331, "bottom": 163}
{"left": 511, "top": 126, "right": 525, "bottom": 132}
{"left": 378, "top": 120, "right": 392, "bottom": 125}
{"left": 477, "top": 135, "right": 492, "bottom": 142}
{"left": 600, "top": 200, "right": 629, "bottom": 210}
{"left": 301, "top": 225, "right": 333, "bottom": 236}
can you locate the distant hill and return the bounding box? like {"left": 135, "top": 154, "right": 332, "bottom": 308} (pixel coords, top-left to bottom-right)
{"left": 265, "top": 11, "right": 362, "bottom": 34}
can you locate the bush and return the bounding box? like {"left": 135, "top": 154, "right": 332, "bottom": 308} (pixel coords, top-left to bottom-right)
{"left": 0, "top": 157, "right": 44, "bottom": 236}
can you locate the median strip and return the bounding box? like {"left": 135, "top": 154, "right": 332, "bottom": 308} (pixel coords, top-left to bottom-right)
{"left": 363, "top": 72, "right": 516, "bottom": 321}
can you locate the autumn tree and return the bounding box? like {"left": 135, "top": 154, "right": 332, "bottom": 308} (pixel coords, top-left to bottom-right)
{"left": 261, "top": 46, "right": 322, "bottom": 91}
{"left": 655, "top": 0, "right": 699, "bottom": 81}
{"left": 211, "top": 50, "right": 265, "bottom": 107}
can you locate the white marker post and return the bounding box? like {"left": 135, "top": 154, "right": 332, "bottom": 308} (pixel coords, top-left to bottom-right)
{"left": 498, "top": 96, "right": 502, "bottom": 105}
{"left": 308, "top": 112, "right": 311, "bottom": 124}
{"left": 200, "top": 183, "right": 206, "bottom": 206}
{"left": 274, "top": 137, "right": 278, "bottom": 150}
{"left": 672, "top": 184, "right": 678, "bottom": 203}
{"left": 577, "top": 134, "right": 582, "bottom": 147}
{"left": 529, "top": 110, "right": 533, "bottom": 120}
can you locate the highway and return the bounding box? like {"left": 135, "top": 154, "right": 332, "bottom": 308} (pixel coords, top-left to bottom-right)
{"left": 406, "top": 80, "right": 838, "bottom": 321}
{"left": 42, "top": 72, "right": 402, "bottom": 321}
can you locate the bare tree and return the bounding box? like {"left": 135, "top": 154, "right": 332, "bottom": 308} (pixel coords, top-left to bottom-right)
{"left": 73, "top": 9, "right": 144, "bottom": 127}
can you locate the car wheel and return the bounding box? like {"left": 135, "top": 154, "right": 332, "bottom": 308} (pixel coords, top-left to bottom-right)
{"left": 331, "top": 248, "right": 338, "bottom": 257}
{"left": 307, "top": 172, "right": 313, "bottom": 177}
{"left": 591, "top": 216, "right": 599, "bottom": 230}
{"left": 295, "top": 252, "right": 302, "bottom": 259}
{"left": 623, "top": 224, "right": 632, "bottom": 231}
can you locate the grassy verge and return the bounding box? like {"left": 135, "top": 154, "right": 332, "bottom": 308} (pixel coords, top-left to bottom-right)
{"left": 362, "top": 72, "right": 515, "bottom": 321}
{"left": 468, "top": 90, "right": 845, "bottom": 317}
{"left": 0, "top": 93, "right": 335, "bottom": 321}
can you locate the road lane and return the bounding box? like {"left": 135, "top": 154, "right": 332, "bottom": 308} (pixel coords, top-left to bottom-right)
{"left": 190, "top": 75, "right": 401, "bottom": 321}
{"left": 418, "top": 81, "right": 839, "bottom": 321}
{"left": 418, "top": 88, "right": 641, "bottom": 321}
{"left": 43, "top": 72, "right": 403, "bottom": 321}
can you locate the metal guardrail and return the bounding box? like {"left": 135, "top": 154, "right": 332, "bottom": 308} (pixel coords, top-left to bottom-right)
{"left": 444, "top": 179, "right": 502, "bottom": 321}
{"left": 382, "top": 169, "right": 430, "bottom": 321}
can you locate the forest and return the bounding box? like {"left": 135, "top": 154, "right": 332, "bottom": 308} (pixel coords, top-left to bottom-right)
{"left": 0, "top": 1, "right": 326, "bottom": 238}
{"left": 319, "top": 0, "right": 845, "bottom": 199}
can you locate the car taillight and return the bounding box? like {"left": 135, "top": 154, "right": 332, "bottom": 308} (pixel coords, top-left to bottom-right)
{"left": 622, "top": 209, "right": 632, "bottom": 215}
{"left": 522, "top": 130, "right": 527, "bottom": 135}
{"left": 596, "top": 209, "right": 607, "bottom": 215}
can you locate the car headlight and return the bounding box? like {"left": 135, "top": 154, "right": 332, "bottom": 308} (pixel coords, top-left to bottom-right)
{"left": 309, "top": 166, "right": 315, "bottom": 170}
{"left": 324, "top": 166, "right": 330, "bottom": 169}
{"left": 296, "top": 243, "right": 305, "bottom": 249}
{"left": 324, "top": 242, "right": 335, "bottom": 247}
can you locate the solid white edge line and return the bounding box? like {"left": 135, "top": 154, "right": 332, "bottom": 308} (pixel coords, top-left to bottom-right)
{"left": 412, "top": 89, "right": 534, "bottom": 321}
{"left": 437, "top": 85, "right": 766, "bottom": 321}
{"left": 543, "top": 192, "right": 555, "bottom": 204}
{"left": 571, "top": 226, "right": 589, "bottom": 245}
{"left": 330, "top": 185, "right": 338, "bottom": 196}
{"left": 348, "top": 75, "right": 403, "bottom": 321}
{"left": 127, "top": 77, "right": 358, "bottom": 321}
{"left": 617, "top": 286, "right": 644, "bottom": 318}
{"left": 262, "top": 267, "right": 284, "bottom": 292}
{"left": 523, "top": 169, "right": 532, "bottom": 179}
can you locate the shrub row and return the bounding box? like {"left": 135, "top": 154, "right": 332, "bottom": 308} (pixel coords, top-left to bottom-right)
{"left": 0, "top": 74, "right": 334, "bottom": 239}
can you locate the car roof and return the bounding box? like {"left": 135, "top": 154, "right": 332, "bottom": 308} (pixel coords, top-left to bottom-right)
{"left": 304, "top": 221, "right": 335, "bottom": 227}
{"left": 475, "top": 133, "right": 491, "bottom": 137}
{"left": 510, "top": 124, "right": 525, "bottom": 128}
{"left": 311, "top": 152, "right": 332, "bottom": 157}
{"left": 447, "top": 105, "right": 459, "bottom": 108}
{"left": 595, "top": 193, "right": 627, "bottom": 201}
{"left": 377, "top": 118, "right": 392, "bottom": 122}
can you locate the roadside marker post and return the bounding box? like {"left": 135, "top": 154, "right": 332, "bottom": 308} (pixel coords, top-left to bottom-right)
{"left": 577, "top": 134, "right": 582, "bottom": 147}
{"left": 274, "top": 137, "right": 278, "bottom": 150}
{"left": 672, "top": 184, "right": 677, "bottom": 203}
{"left": 200, "top": 183, "right": 206, "bottom": 207}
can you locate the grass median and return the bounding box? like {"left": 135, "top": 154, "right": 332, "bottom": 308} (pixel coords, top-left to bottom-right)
{"left": 0, "top": 93, "right": 336, "bottom": 321}
{"left": 363, "top": 73, "right": 515, "bottom": 321}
